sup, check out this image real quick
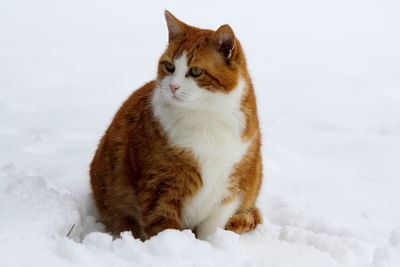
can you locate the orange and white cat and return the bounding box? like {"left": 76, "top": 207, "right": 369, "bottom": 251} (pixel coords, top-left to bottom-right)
{"left": 90, "top": 11, "right": 262, "bottom": 240}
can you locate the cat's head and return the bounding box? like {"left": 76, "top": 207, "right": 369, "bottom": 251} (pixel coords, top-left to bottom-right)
{"left": 156, "top": 11, "right": 247, "bottom": 109}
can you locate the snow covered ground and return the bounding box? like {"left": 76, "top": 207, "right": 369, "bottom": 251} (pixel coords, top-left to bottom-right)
{"left": 1, "top": 0, "right": 400, "bottom": 266}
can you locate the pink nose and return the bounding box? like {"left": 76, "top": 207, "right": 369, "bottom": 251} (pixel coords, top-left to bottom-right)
{"left": 169, "top": 84, "right": 180, "bottom": 93}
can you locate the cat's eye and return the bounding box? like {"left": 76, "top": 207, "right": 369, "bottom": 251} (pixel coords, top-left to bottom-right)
{"left": 188, "top": 67, "right": 203, "bottom": 78}
{"left": 164, "top": 61, "right": 175, "bottom": 73}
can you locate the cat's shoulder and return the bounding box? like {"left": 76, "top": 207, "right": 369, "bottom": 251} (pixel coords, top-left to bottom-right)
{"left": 125, "top": 80, "right": 157, "bottom": 106}
{"left": 110, "top": 80, "right": 158, "bottom": 129}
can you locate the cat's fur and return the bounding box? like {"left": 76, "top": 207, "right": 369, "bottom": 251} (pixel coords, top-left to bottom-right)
{"left": 90, "top": 11, "right": 263, "bottom": 240}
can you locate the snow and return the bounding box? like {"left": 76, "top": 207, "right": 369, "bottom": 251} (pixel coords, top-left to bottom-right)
{"left": 1, "top": 0, "right": 400, "bottom": 266}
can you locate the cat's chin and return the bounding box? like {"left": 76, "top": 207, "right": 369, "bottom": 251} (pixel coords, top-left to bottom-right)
{"left": 161, "top": 93, "right": 197, "bottom": 108}
{"left": 166, "top": 96, "right": 194, "bottom": 108}
{"left": 172, "top": 94, "right": 182, "bottom": 102}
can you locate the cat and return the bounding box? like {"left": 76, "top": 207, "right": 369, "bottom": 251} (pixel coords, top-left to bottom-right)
{"left": 90, "top": 10, "right": 263, "bottom": 241}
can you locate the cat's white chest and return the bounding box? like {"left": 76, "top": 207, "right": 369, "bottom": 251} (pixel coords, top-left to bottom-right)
{"left": 152, "top": 79, "right": 249, "bottom": 229}
{"left": 178, "top": 116, "right": 249, "bottom": 228}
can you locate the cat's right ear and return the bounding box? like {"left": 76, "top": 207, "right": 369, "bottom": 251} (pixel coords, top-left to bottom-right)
{"left": 164, "top": 10, "right": 187, "bottom": 42}
{"left": 213, "top": 24, "right": 236, "bottom": 63}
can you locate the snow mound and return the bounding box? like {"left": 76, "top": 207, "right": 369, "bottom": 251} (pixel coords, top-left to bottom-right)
{"left": 1, "top": 165, "right": 399, "bottom": 267}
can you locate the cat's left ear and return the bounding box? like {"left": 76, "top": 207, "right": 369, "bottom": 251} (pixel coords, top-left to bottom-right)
{"left": 164, "top": 10, "right": 188, "bottom": 42}
{"left": 213, "top": 24, "right": 236, "bottom": 63}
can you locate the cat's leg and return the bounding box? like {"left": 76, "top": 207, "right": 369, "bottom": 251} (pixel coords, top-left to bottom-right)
{"left": 139, "top": 181, "right": 183, "bottom": 239}
{"left": 139, "top": 163, "right": 201, "bottom": 239}
{"left": 100, "top": 182, "right": 146, "bottom": 240}
{"left": 102, "top": 212, "right": 144, "bottom": 240}
{"left": 142, "top": 208, "right": 182, "bottom": 239}
{"left": 196, "top": 198, "right": 240, "bottom": 240}
{"left": 225, "top": 206, "right": 262, "bottom": 234}
{"left": 225, "top": 138, "right": 263, "bottom": 234}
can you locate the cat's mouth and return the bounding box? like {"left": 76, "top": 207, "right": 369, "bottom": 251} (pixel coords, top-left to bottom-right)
{"left": 172, "top": 94, "right": 182, "bottom": 101}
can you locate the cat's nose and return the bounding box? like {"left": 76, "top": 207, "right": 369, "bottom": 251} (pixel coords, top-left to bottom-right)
{"left": 169, "top": 84, "right": 180, "bottom": 93}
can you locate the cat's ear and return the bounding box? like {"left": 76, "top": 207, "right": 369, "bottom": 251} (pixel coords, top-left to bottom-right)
{"left": 213, "top": 24, "right": 236, "bottom": 63}
{"left": 164, "top": 10, "right": 187, "bottom": 42}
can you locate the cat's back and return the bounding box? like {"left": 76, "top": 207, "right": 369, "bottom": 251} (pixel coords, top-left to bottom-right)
{"left": 91, "top": 81, "right": 158, "bottom": 175}
{"left": 99, "top": 80, "right": 159, "bottom": 143}
{"left": 113, "top": 80, "right": 157, "bottom": 124}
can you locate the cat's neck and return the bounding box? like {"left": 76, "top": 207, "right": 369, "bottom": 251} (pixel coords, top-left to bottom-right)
{"left": 151, "top": 78, "right": 249, "bottom": 148}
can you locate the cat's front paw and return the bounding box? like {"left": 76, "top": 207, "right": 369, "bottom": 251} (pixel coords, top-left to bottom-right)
{"left": 195, "top": 224, "right": 215, "bottom": 240}
{"left": 225, "top": 207, "right": 262, "bottom": 234}
{"left": 143, "top": 217, "right": 182, "bottom": 240}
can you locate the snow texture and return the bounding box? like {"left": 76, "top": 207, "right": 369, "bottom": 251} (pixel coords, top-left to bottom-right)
{"left": 1, "top": 0, "right": 400, "bottom": 266}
